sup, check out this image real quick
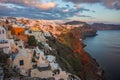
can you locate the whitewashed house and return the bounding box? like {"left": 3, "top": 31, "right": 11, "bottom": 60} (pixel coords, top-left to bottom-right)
{"left": 0, "top": 26, "right": 11, "bottom": 54}
{"left": 25, "top": 28, "right": 47, "bottom": 43}
{"left": 12, "top": 49, "right": 33, "bottom": 76}
{"left": 0, "top": 26, "right": 17, "bottom": 54}
{"left": 46, "top": 55, "right": 61, "bottom": 70}
{"left": 35, "top": 47, "right": 47, "bottom": 67}
{"left": 15, "top": 40, "right": 24, "bottom": 49}
{"left": 43, "top": 31, "right": 52, "bottom": 37}
{"left": 30, "top": 65, "right": 53, "bottom": 78}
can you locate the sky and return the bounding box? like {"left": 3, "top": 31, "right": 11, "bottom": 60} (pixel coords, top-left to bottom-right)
{"left": 0, "top": 0, "right": 120, "bottom": 24}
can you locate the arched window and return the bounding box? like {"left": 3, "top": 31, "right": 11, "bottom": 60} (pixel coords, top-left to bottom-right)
{"left": 2, "top": 30, "right": 4, "bottom": 34}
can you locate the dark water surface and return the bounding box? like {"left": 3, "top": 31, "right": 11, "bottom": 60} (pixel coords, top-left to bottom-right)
{"left": 83, "top": 30, "right": 120, "bottom": 80}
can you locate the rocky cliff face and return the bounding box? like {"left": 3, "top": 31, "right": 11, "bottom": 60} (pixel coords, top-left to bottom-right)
{"left": 38, "top": 24, "right": 103, "bottom": 80}
{"left": 55, "top": 27, "right": 103, "bottom": 80}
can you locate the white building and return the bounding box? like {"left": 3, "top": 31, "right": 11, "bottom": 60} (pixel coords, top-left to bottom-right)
{"left": 30, "top": 65, "right": 53, "bottom": 78}
{"left": 12, "top": 49, "right": 33, "bottom": 76}
{"left": 25, "top": 29, "right": 47, "bottom": 42}
{"left": 0, "top": 26, "right": 11, "bottom": 54}
{"left": 15, "top": 40, "right": 24, "bottom": 49}
{"left": 46, "top": 55, "right": 60, "bottom": 70}
{"left": 35, "top": 47, "right": 47, "bottom": 67}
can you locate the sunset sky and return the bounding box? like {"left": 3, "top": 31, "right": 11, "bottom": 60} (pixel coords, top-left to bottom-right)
{"left": 0, "top": 0, "right": 120, "bottom": 24}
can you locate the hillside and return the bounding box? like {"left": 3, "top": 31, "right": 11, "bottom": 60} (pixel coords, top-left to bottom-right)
{"left": 64, "top": 21, "right": 88, "bottom": 26}
{"left": 0, "top": 17, "right": 105, "bottom": 80}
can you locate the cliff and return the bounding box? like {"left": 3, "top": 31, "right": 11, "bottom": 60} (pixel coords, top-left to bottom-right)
{"left": 38, "top": 24, "right": 103, "bottom": 80}
{"left": 54, "top": 28, "right": 103, "bottom": 80}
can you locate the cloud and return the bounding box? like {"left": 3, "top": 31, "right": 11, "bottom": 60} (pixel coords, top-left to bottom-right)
{"left": 63, "top": 0, "right": 100, "bottom": 4}
{"left": 1, "top": 0, "right": 119, "bottom": 10}
{"left": 0, "top": 0, "right": 96, "bottom": 20}
{"left": 0, "top": 3, "right": 26, "bottom": 9}
{"left": 0, "top": 0, "right": 57, "bottom": 10}
{"left": 102, "top": 0, "right": 120, "bottom": 9}
{"left": 75, "top": 13, "right": 92, "bottom": 18}
{"left": 74, "top": 4, "right": 81, "bottom": 9}
{"left": 0, "top": 3, "right": 92, "bottom": 20}
{"left": 62, "top": 9, "right": 69, "bottom": 13}
{"left": 63, "top": 0, "right": 120, "bottom": 10}
{"left": 0, "top": 0, "right": 24, "bottom": 4}
{"left": 35, "top": 2, "right": 56, "bottom": 10}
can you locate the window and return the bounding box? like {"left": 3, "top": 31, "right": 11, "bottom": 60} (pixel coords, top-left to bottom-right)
{"left": 19, "top": 60, "right": 24, "bottom": 66}
{"left": 0, "top": 30, "right": 1, "bottom": 34}
{"left": 19, "top": 46, "right": 22, "bottom": 48}
{"left": 16, "top": 43, "right": 18, "bottom": 45}
{"left": 4, "top": 40, "right": 8, "bottom": 43}
{"left": 2, "top": 30, "right": 4, "bottom": 34}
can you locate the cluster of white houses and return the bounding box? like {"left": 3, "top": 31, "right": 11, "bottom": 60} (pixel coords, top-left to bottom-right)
{"left": 0, "top": 17, "right": 81, "bottom": 80}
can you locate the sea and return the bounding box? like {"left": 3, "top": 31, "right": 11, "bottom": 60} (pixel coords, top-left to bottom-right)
{"left": 83, "top": 30, "right": 120, "bottom": 80}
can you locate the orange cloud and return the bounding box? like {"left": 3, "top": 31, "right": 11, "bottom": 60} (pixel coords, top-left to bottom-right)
{"left": 23, "top": 0, "right": 57, "bottom": 10}
{"left": 35, "top": 2, "right": 57, "bottom": 10}
{"left": 0, "top": 0, "right": 57, "bottom": 10}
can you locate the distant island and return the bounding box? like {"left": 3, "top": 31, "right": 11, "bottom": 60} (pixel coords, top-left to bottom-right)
{"left": 64, "top": 20, "right": 120, "bottom": 30}
{"left": 91, "top": 23, "right": 120, "bottom": 30}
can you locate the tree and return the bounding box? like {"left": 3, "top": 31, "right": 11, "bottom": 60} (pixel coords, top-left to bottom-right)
{"left": 28, "top": 35, "right": 37, "bottom": 46}
{"left": 0, "top": 52, "right": 9, "bottom": 64}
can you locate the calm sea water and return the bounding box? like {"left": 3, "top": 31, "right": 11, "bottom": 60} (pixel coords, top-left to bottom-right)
{"left": 83, "top": 30, "right": 120, "bottom": 80}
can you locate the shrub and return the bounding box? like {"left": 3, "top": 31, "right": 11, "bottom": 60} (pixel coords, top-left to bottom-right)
{"left": 28, "top": 35, "right": 37, "bottom": 46}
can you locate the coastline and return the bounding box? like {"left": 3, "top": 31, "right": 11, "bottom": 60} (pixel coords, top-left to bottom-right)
{"left": 82, "top": 36, "right": 107, "bottom": 80}
{"left": 52, "top": 25, "right": 106, "bottom": 80}
{"left": 82, "top": 30, "right": 120, "bottom": 80}
{"left": 84, "top": 46, "right": 107, "bottom": 80}
{"left": 55, "top": 27, "right": 107, "bottom": 80}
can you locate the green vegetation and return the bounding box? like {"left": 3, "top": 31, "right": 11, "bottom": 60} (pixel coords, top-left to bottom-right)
{"left": 37, "top": 42, "right": 44, "bottom": 49}
{"left": 0, "top": 51, "right": 9, "bottom": 64}
{"left": 28, "top": 35, "right": 37, "bottom": 46}
{"left": 46, "top": 37, "right": 82, "bottom": 77}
